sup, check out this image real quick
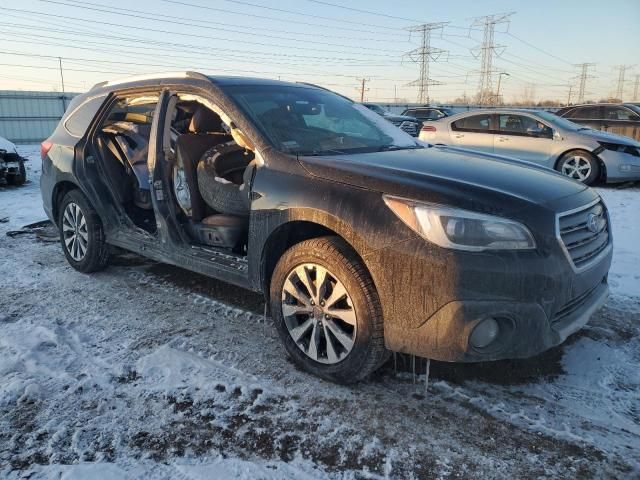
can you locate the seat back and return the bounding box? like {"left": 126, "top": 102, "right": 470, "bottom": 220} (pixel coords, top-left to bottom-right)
{"left": 95, "top": 135, "right": 133, "bottom": 205}
{"left": 176, "top": 106, "right": 231, "bottom": 221}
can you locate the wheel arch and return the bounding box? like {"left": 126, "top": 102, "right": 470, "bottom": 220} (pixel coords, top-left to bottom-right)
{"left": 553, "top": 148, "right": 607, "bottom": 182}
{"left": 51, "top": 180, "right": 82, "bottom": 223}
{"left": 259, "top": 219, "right": 371, "bottom": 304}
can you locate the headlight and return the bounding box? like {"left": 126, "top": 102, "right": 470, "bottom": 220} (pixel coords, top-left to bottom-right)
{"left": 383, "top": 195, "right": 536, "bottom": 251}
{"left": 597, "top": 141, "right": 640, "bottom": 157}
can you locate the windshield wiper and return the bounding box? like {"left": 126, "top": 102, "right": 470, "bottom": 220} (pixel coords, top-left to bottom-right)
{"left": 377, "top": 144, "right": 423, "bottom": 152}
{"left": 298, "top": 148, "right": 349, "bottom": 156}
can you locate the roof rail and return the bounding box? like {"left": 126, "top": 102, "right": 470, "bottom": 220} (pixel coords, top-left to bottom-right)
{"left": 91, "top": 71, "right": 208, "bottom": 90}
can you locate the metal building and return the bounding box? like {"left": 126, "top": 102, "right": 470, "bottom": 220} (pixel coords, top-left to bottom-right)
{"left": 0, "top": 90, "right": 78, "bottom": 144}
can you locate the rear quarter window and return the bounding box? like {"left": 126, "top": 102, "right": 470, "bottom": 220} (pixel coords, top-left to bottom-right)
{"left": 452, "top": 114, "right": 493, "bottom": 132}
{"left": 64, "top": 95, "right": 107, "bottom": 137}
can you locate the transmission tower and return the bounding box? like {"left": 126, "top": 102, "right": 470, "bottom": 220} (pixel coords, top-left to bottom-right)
{"left": 470, "top": 12, "right": 514, "bottom": 105}
{"left": 573, "top": 63, "right": 596, "bottom": 103}
{"left": 633, "top": 74, "right": 639, "bottom": 101}
{"left": 404, "top": 22, "right": 448, "bottom": 104}
{"left": 614, "top": 65, "right": 634, "bottom": 100}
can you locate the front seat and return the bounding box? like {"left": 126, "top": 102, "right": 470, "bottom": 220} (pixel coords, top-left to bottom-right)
{"left": 175, "top": 106, "right": 230, "bottom": 221}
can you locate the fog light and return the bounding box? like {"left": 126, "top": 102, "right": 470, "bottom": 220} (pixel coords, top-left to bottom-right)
{"left": 470, "top": 318, "right": 500, "bottom": 348}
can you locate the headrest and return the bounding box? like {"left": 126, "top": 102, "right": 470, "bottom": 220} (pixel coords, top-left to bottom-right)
{"left": 189, "top": 106, "right": 223, "bottom": 134}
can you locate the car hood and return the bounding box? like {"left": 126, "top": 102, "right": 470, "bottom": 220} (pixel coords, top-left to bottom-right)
{"left": 0, "top": 136, "right": 18, "bottom": 154}
{"left": 299, "top": 146, "right": 589, "bottom": 214}
{"left": 569, "top": 128, "right": 640, "bottom": 146}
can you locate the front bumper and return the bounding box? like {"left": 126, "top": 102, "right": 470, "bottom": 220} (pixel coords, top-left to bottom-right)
{"left": 384, "top": 279, "right": 608, "bottom": 362}
{"left": 365, "top": 213, "right": 612, "bottom": 362}
{"left": 599, "top": 149, "right": 640, "bottom": 182}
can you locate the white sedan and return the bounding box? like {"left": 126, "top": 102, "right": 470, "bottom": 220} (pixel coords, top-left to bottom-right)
{"left": 419, "top": 109, "right": 640, "bottom": 185}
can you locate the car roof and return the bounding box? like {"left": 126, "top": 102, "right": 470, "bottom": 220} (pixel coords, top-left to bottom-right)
{"left": 90, "top": 71, "right": 323, "bottom": 93}
{"left": 442, "top": 108, "right": 546, "bottom": 121}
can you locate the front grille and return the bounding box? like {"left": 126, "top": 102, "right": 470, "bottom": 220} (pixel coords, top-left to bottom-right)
{"left": 558, "top": 201, "right": 609, "bottom": 269}
{"left": 391, "top": 120, "right": 419, "bottom": 136}
{"left": 399, "top": 121, "right": 419, "bottom": 136}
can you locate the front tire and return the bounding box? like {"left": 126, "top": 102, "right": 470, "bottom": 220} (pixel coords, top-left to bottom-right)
{"left": 270, "top": 236, "right": 387, "bottom": 384}
{"left": 556, "top": 150, "right": 600, "bottom": 185}
{"left": 58, "top": 190, "right": 109, "bottom": 273}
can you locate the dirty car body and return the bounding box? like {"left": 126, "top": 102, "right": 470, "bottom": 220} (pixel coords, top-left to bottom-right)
{"left": 40, "top": 73, "right": 611, "bottom": 381}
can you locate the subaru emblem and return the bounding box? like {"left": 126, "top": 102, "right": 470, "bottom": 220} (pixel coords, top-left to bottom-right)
{"left": 586, "top": 213, "right": 599, "bottom": 233}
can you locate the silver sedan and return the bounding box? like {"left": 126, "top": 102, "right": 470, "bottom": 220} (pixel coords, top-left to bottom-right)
{"left": 419, "top": 109, "right": 640, "bottom": 185}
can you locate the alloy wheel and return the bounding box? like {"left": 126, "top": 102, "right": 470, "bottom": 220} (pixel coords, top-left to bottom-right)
{"left": 281, "top": 263, "right": 357, "bottom": 364}
{"left": 62, "top": 202, "right": 89, "bottom": 261}
{"left": 561, "top": 155, "right": 592, "bottom": 181}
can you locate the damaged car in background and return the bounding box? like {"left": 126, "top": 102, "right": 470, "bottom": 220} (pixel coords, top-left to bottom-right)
{"left": 419, "top": 109, "right": 640, "bottom": 185}
{"left": 40, "top": 72, "right": 611, "bottom": 383}
{"left": 0, "top": 135, "right": 27, "bottom": 185}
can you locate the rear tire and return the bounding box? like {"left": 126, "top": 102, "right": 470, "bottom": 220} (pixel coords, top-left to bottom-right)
{"left": 58, "top": 190, "right": 109, "bottom": 273}
{"left": 556, "top": 150, "right": 600, "bottom": 185}
{"left": 6, "top": 161, "right": 26, "bottom": 186}
{"left": 270, "top": 236, "right": 387, "bottom": 384}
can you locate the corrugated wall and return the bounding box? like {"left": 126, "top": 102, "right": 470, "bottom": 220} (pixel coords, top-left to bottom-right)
{"left": 0, "top": 90, "right": 79, "bottom": 144}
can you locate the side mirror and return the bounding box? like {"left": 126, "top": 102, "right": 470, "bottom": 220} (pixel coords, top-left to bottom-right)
{"left": 231, "top": 127, "right": 255, "bottom": 151}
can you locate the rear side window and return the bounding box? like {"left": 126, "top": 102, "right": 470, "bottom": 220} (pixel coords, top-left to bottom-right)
{"left": 452, "top": 114, "right": 493, "bottom": 133}
{"left": 64, "top": 95, "right": 107, "bottom": 137}
{"left": 571, "top": 106, "right": 600, "bottom": 120}
{"left": 603, "top": 106, "right": 639, "bottom": 121}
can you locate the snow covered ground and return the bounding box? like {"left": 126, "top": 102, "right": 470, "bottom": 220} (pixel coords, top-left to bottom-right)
{"left": 1, "top": 146, "right": 639, "bottom": 479}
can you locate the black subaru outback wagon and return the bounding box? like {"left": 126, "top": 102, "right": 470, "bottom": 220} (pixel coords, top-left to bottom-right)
{"left": 40, "top": 72, "right": 612, "bottom": 383}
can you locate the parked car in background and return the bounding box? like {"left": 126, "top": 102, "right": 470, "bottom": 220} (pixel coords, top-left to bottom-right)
{"left": 361, "top": 102, "right": 422, "bottom": 136}
{"left": 0, "top": 135, "right": 26, "bottom": 186}
{"left": 401, "top": 106, "right": 457, "bottom": 122}
{"left": 40, "top": 73, "right": 611, "bottom": 383}
{"left": 419, "top": 109, "right": 640, "bottom": 185}
{"left": 555, "top": 103, "right": 640, "bottom": 141}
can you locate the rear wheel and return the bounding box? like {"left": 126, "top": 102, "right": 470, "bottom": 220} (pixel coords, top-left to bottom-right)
{"left": 58, "top": 190, "right": 109, "bottom": 273}
{"left": 270, "top": 236, "right": 387, "bottom": 384}
{"left": 557, "top": 150, "right": 600, "bottom": 185}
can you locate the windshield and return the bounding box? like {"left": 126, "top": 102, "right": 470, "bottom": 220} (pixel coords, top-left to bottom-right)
{"left": 535, "top": 110, "right": 587, "bottom": 131}
{"left": 226, "top": 85, "right": 420, "bottom": 156}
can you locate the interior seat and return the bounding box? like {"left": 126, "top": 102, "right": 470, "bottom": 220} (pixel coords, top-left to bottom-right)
{"left": 95, "top": 135, "right": 134, "bottom": 205}
{"left": 175, "top": 106, "right": 231, "bottom": 221}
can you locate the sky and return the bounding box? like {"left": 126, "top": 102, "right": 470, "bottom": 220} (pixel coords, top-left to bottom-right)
{"left": 0, "top": 0, "right": 638, "bottom": 104}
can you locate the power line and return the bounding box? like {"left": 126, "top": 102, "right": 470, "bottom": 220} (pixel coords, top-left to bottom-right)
{"left": 304, "top": 0, "right": 418, "bottom": 23}
{"left": 216, "top": 0, "right": 401, "bottom": 32}
{"left": 404, "top": 23, "right": 449, "bottom": 104}
{"left": 33, "top": 0, "right": 405, "bottom": 55}
{"left": 2, "top": 6, "right": 401, "bottom": 59}
{"left": 470, "top": 12, "right": 514, "bottom": 105}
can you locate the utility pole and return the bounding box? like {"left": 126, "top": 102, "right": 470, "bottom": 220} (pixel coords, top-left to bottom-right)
{"left": 613, "top": 65, "right": 634, "bottom": 100}
{"left": 58, "top": 56, "right": 66, "bottom": 110}
{"left": 567, "top": 84, "right": 573, "bottom": 106}
{"left": 356, "top": 78, "right": 370, "bottom": 102}
{"left": 633, "top": 74, "right": 640, "bottom": 101}
{"left": 470, "top": 12, "right": 514, "bottom": 106}
{"left": 574, "top": 63, "right": 595, "bottom": 103}
{"left": 404, "top": 22, "right": 448, "bottom": 104}
{"left": 495, "top": 72, "right": 509, "bottom": 105}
